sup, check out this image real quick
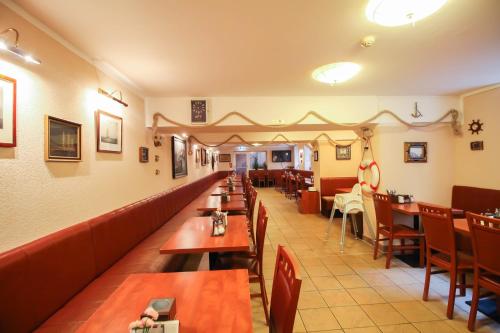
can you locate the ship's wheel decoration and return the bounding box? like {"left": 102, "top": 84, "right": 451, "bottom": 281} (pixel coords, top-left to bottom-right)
{"left": 468, "top": 119, "right": 484, "bottom": 135}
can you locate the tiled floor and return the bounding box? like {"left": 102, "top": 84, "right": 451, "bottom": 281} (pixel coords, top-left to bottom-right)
{"left": 249, "top": 188, "right": 499, "bottom": 333}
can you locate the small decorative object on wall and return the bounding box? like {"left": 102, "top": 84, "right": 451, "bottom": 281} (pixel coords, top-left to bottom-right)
{"left": 155, "top": 155, "right": 160, "bottom": 162}
{"left": 45, "top": 115, "right": 81, "bottom": 162}
{"left": 314, "top": 150, "right": 319, "bottom": 161}
{"left": 404, "top": 142, "right": 427, "bottom": 163}
{"left": 468, "top": 119, "right": 484, "bottom": 135}
{"left": 195, "top": 149, "right": 200, "bottom": 163}
{"left": 470, "top": 141, "right": 484, "bottom": 151}
{"left": 336, "top": 145, "right": 351, "bottom": 160}
{"left": 272, "top": 150, "right": 292, "bottom": 163}
{"left": 191, "top": 99, "right": 207, "bottom": 124}
{"left": 411, "top": 102, "right": 423, "bottom": 118}
{"left": 171, "top": 136, "right": 187, "bottom": 178}
{"left": 155, "top": 169, "right": 160, "bottom": 175}
{"left": 219, "top": 153, "right": 231, "bottom": 163}
{"left": 0, "top": 74, "right": 16, "bottom": 147}
{"left": 201, "top": 148, "right": 207, "bottom": 166}
{"left": 211, "top": 154, "right": 215, "bottom": 170}
{"left": 139, "top": 147, "right": 149, "bottom": 162}
{"left": 96, "top": 110, "right": 122, "bottom": 153}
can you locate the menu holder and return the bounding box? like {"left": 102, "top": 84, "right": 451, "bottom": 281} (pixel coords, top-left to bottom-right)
{"left": 129, "top": 320, "right": 179, "bottom": 333}
{"left": 147, "top": 298, "right": 176, "bottom": 321}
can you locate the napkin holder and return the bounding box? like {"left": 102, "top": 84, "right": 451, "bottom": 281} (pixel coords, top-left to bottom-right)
{"left": 221, "top": 192, "right": 229, "bottom": 203}
{"left": 147, "top": 298, "right": 176, "bottom": 321}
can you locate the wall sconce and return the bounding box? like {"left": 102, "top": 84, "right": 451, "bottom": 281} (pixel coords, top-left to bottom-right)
{"left": 0, "top": 28, "right": 41, "bottom": 64}
{"left": 98, "top": 88, "right": 128, "bottom": 107}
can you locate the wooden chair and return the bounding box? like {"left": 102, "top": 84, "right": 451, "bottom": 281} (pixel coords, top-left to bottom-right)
{"left": 257, "top": 170, "right": 267, "bottom": 187}
{"left": 373, "top": 193, "right": 425, "bottom": 269}
{"left": 287, "top": 175, "right": 297, "bottom": 200}
{"left": 419, "top": 203, "right": 473, "bottom": 319}
{"left": 266, "top": 171, "right": 275, "bottom": 187}
{"left": 466, "top": 212, "right": 500, "bottom": 331}
{"left": 269, "top": 245, "right": 302, "bottom": 333}
{"left": 246, "top": 188, "right": 258, "bottom": 245}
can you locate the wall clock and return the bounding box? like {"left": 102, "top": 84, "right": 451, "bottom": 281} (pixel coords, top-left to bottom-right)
{"left": 191, "top": 100, "right": 207, "bottom": 124}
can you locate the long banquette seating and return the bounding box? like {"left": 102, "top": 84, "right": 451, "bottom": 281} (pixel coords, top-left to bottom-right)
{"left": 451, "top": 185, "right": 500, "bottom": 216}
{"left": 320, "top": 177, "right": 358, "bottom": 217}
{"left": 0, "top": 171, "right": 227, "bottom": 333}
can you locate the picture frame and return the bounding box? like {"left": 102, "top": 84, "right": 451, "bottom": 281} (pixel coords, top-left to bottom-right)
{"left": 44, "top": 115, "right": 81, "bottom": 162}
{"left": 195, "top": 148, "right": 200, "bottom": 163}
{"left": 271, "top": 150, "right": 292, "bottom": 163}
{"left": 201, "top": 148, "right": 207, "bottom": 166}
{"left": 0, "top": 74, "right": 16, "bottom": 147}
{"left": 96, "top": 110, "right": 122, "bottom": 153}
{"left": 314, "top": 150, "right": 318, "bottom": 162}
{"left": 219, "top": 153, "right": 231, "bottom": 163}
{"left": 191, "top": 99, "right": 207, "bottom": 124}
{"left": 336, "top": 145, "right": 351, "bottom": 160}
{"left": 404, "top": 142, "right": 427, "bottom": 163}
{"left": 139, "top": 147, "right": 149, "bottom": 162}
{"left": 470, "top": 141, "right": 484, "bottom": 151}
{"left": 171, "top": 136, "right": 187, "bottom": 178}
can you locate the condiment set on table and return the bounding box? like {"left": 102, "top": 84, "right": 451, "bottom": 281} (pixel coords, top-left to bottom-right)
{"left": 211, "top": 209, "right": 228, "bottom": 236}
{"left": 129, "top": 299, "right": 178, "bottom": 332}
{"left": 386, "top": 190, "right": 415, "bottom": 204}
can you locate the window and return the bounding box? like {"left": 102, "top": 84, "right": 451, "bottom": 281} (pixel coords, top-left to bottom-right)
{"left": 249, "top": 151, "right": 267, "bottom": 169}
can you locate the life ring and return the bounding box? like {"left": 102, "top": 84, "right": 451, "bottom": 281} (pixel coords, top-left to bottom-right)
{"left": 357, "top": 159, "right": 380, "bottom": 192}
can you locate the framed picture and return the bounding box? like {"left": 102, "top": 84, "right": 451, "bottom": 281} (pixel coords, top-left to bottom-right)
{"left": 404, "top": 142, "right": 427, "bottom": 163}
{"left": 0, "top": 74, "right": 16, "bottom": 147}
{"left": 44, "top": 115, "right": 81, "bottom": 162}
{"left": 195, "top": 149, "right": 200, "bottom": 163}
{"left": 219, "top": 153, "right": 231, "bottom": 163}
{"left": 314, "top": 150, "right": 318, "bottom": 161}
{"left": 96, "top": 110, "right": 122, "bottom": 153}
{"left": 171, "top": 136, "right": 187, "bottom": 178}
{"left": 272, "top": 150, "right": 292, "bottom": 163}
{"left": 191, "top": 99, "right": 207, "bottom": 124}
{"left": 470, "top": 141, "right": 484, "bottom": 151}
{"left": 201, "top": 148, "right": 207, "bottom": 166}
{"left": 139, "top": 147, "right": 149, "bottom": 162}
{"left": 336, "top": 145, "right": 351, "bottom": 160}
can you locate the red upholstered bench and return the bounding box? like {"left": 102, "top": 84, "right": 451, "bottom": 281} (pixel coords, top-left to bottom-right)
{"left": 0, "top": 171, "right": 227, "bottom": 333}
{"left": 319, "top": 177, "right": 358, "bottom": 217}
{"left": 451, "top": 185, "right": 500, "bottom": 217}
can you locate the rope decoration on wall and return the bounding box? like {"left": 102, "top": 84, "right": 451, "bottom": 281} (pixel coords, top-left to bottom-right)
{"left": 152, "top": 109, "right": 461, "bottom": 146}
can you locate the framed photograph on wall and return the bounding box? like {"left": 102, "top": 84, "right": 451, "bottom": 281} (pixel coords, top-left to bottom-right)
{"left": 139, "top": 147, "right": 149, "bottom": 162}
{"left": 314, "top": 150, "right": 318, "bottom": 161}
{"left": 201, "top": 148, "right": 207, "bottom": 165}
{"left": 336, "top": 145, "right": 351, "bottom": 160}
{"left": 404, "top": 142, "right": 427, "bottom": 163}
{"left": 191, "top": 99, "right": 207, "bottom": 124}
{"left": 195, "top": 148, "right": 200, "bottom": 163}
{"left": 219, "top": 153, "right": 231, "bottom": 163}
{"left": 171, "top": 136, "right": 187, "bottom": 178}
{"left": 272, "top": 150, "right": 292, "bottom": 163}
{"left": 96, "top": 110, "right": 122, "bottom": 153}
{"left": 0, "top": 74, "right": 16, "bottom": 147}
{"left": 45, "top": 115, "right": 81, "bottom": 162}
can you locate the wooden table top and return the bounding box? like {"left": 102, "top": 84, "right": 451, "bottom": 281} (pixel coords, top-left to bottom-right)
{"left": 160, "top": 215, "right": 250, "bottom": 254}
{"left": 197, "top": 195, "right": 247, "bottom": 212}
{"left": 76, "top": 270, "right": 252, "bottom": 333}
{"left": 392, "top": 202, "right": 420, "bottom": 216}
{"left": 454, "top": 218, "right": 470, "bottom": 236}
{"left": 218, "top": 180, "right": 243, "bottom": 187}
{"left": 211, "top": 186, "right": 245, "bottom": 196}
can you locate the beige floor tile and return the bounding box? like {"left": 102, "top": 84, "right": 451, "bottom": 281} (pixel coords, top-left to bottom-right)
{"left": 330, "top": 305, "right": 375, "bottom": 328}
{"left": 360, "top": 273, "right": 396, "bottom": 287}
{"left": 361, "top": 304, "right": 408, "bottom": 326}
{"left": 300, "top": 277, "right": 318, "bottom": 292}
{"left": 412, "top": 320, "right": 459, "bottom": 333}
{"left": 337, "top": 275, "right": 369, "bottom": 288}
{"left": 376, "top": 285, "right": 416, "bottom": 303}
{"left": 293, "top": 311, "right": 306, "bottom": 332}
{"left": 321, "top": 289, "right": 358, "bottom": 307}
{"left": 306, "top": 264, "right": 333, "bottom": 277}
{"left": 299, "top": 308, "right": 341, "bottom": 331}
{"left": 311, "top": 276, "right": 343, "bottom": 290}
{"left": 348, "top": 287, "right": 386, "bottom": 305}
{"left": 378, "top": 324, "right": 419, "bottom": 333}
{"left": 391, "top": 301, "right": 440, "bottom": 322}
{"left": 298, "top": 290, "right": 327, "bottom": 309}
{"left": 343, "top": 327, "right": 382, "bottom": 333}
{"left": 327, "top": 264, "right": 356, "bottom": 276}
{"left": 321, "top": 255, "right": 345, "bottom": 265}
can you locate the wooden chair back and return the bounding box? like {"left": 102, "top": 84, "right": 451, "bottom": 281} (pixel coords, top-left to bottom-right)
{"left": 255, "top": 201, "right": 268, "bottom": 272}
{"left": 419, "top": 203, "right": 456, "bottom": 257}
{"left": 247, "top": 188, "right": 258, "bottom": 225}
{"left": 373, "top": 193, "right": 394, "bottom": 229}
{"left": 270, "top": 245, "right": 302, "bottom": 333}
{"left": 467, "top": 212, "right": 500, "bottom": 276}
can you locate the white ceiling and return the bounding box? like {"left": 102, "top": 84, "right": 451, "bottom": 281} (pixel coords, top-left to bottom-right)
{"left": 10, "top": 0, "right": 500, "bottom": 96}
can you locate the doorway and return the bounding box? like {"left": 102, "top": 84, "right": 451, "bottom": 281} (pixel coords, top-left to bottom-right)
{"left": 235, "top": 153, "right": 247, "bottom": 175}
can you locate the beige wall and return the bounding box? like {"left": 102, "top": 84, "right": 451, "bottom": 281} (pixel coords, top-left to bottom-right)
{"left": 0, "top": 5, "right": 216, "bottom": 252}
{"left": 454, "top": 87, "right": 500, "bottom": 190}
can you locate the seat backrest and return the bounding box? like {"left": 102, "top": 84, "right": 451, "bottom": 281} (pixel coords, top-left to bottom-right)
{"left": 452, "top": 185, "right": 500, "bottom": 213}
{"left": 270, "top": 245, "right": 302, "bottom": 333}
{"left": 247, "top": 188, "right": 258, "bottom": 223}
{"left": 418, "top": 203, "right": 456, "bottom": 257}
{"left": 351, "top": 183, "right": 362, "bottom": 196}
{"left": 373, "top": 193, "right": 394, "bottom": 228}
{"left": 320, "top": 177, "right": 358, "bottom": 196}
{"left": 256, "top": 201, "right": 268, "bottom": 274}
{"left": 467, "top": 212, "right": 500, "bottom": 276}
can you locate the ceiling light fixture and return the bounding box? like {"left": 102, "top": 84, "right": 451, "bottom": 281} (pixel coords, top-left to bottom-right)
{"left": 98, "top": 88, "right": 129, "bottom": 107}
{"left": 312, "top": 62, "right": 361, "bottom": 85}
{"left": 252, "top": 143, "right": 262, "bottom": 147}
{"left": 0, "top": 28, "right": 41, "bottom": 64}
{"left": 365, "top": 0, "right": 447, "bottom": 27}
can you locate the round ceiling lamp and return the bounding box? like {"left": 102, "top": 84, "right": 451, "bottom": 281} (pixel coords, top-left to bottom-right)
{"left": 365, "top": 0, "right": 447, "bottom": 27}
{"left": 312, "top": 62, "right": 361, "bottom": 85}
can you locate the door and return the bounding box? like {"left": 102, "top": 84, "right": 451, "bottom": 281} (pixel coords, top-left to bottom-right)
{"left": 235, "top": 153, "right": 247, "bottom": 175}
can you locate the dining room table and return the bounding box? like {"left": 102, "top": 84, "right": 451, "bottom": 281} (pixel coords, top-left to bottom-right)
{"left": 218, "top": 180, "right": 243, "bottom": 187}
{"left": 210, "top": 186, "right": 245, "bottom": 196}
{"left": 197, "top": 195, "right": 246, "bottom": 213}
{"left": 75, "top": 269, "right": 253, "bottom": 333}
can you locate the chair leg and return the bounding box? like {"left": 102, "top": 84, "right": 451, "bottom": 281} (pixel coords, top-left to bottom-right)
{"left": 385, "top": 237, "right": 393, "bottom": 269}
{"left": 401, "top": 239, "right": 405, "bottom": 255}
{"left": 340, "top": 212, "right": 348, "bottom": 253}
{"left": 373, "top": 229, "right": 379, "bottom": 260}
{"left": 419, "top": 237, "right": 425, "bottom": 268}
{"left": 459, "top": 272, "right": 466, "bottom": 297}
{"left": 467, "top": 273, "right": 479, "bottom": 331}
{"left": 447, "top": 269, "right": 457, "bottom": 319}
{"left": 259, "top": 275, "right": 270, "bottom": 325}
{"left": 423, "top": 249, "right": 431, "bottom": 301}
{"left": 351, "top": 214, "right": 359, "bottom": 240}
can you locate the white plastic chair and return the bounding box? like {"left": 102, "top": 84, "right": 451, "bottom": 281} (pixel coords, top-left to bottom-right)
{"left": 325, "top": 183, "right": 370, "bottom": 252}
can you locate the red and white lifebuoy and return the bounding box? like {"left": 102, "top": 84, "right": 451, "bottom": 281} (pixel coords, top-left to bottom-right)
{"left": 357, "top": 159, "right": 380, "bottom": 192}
